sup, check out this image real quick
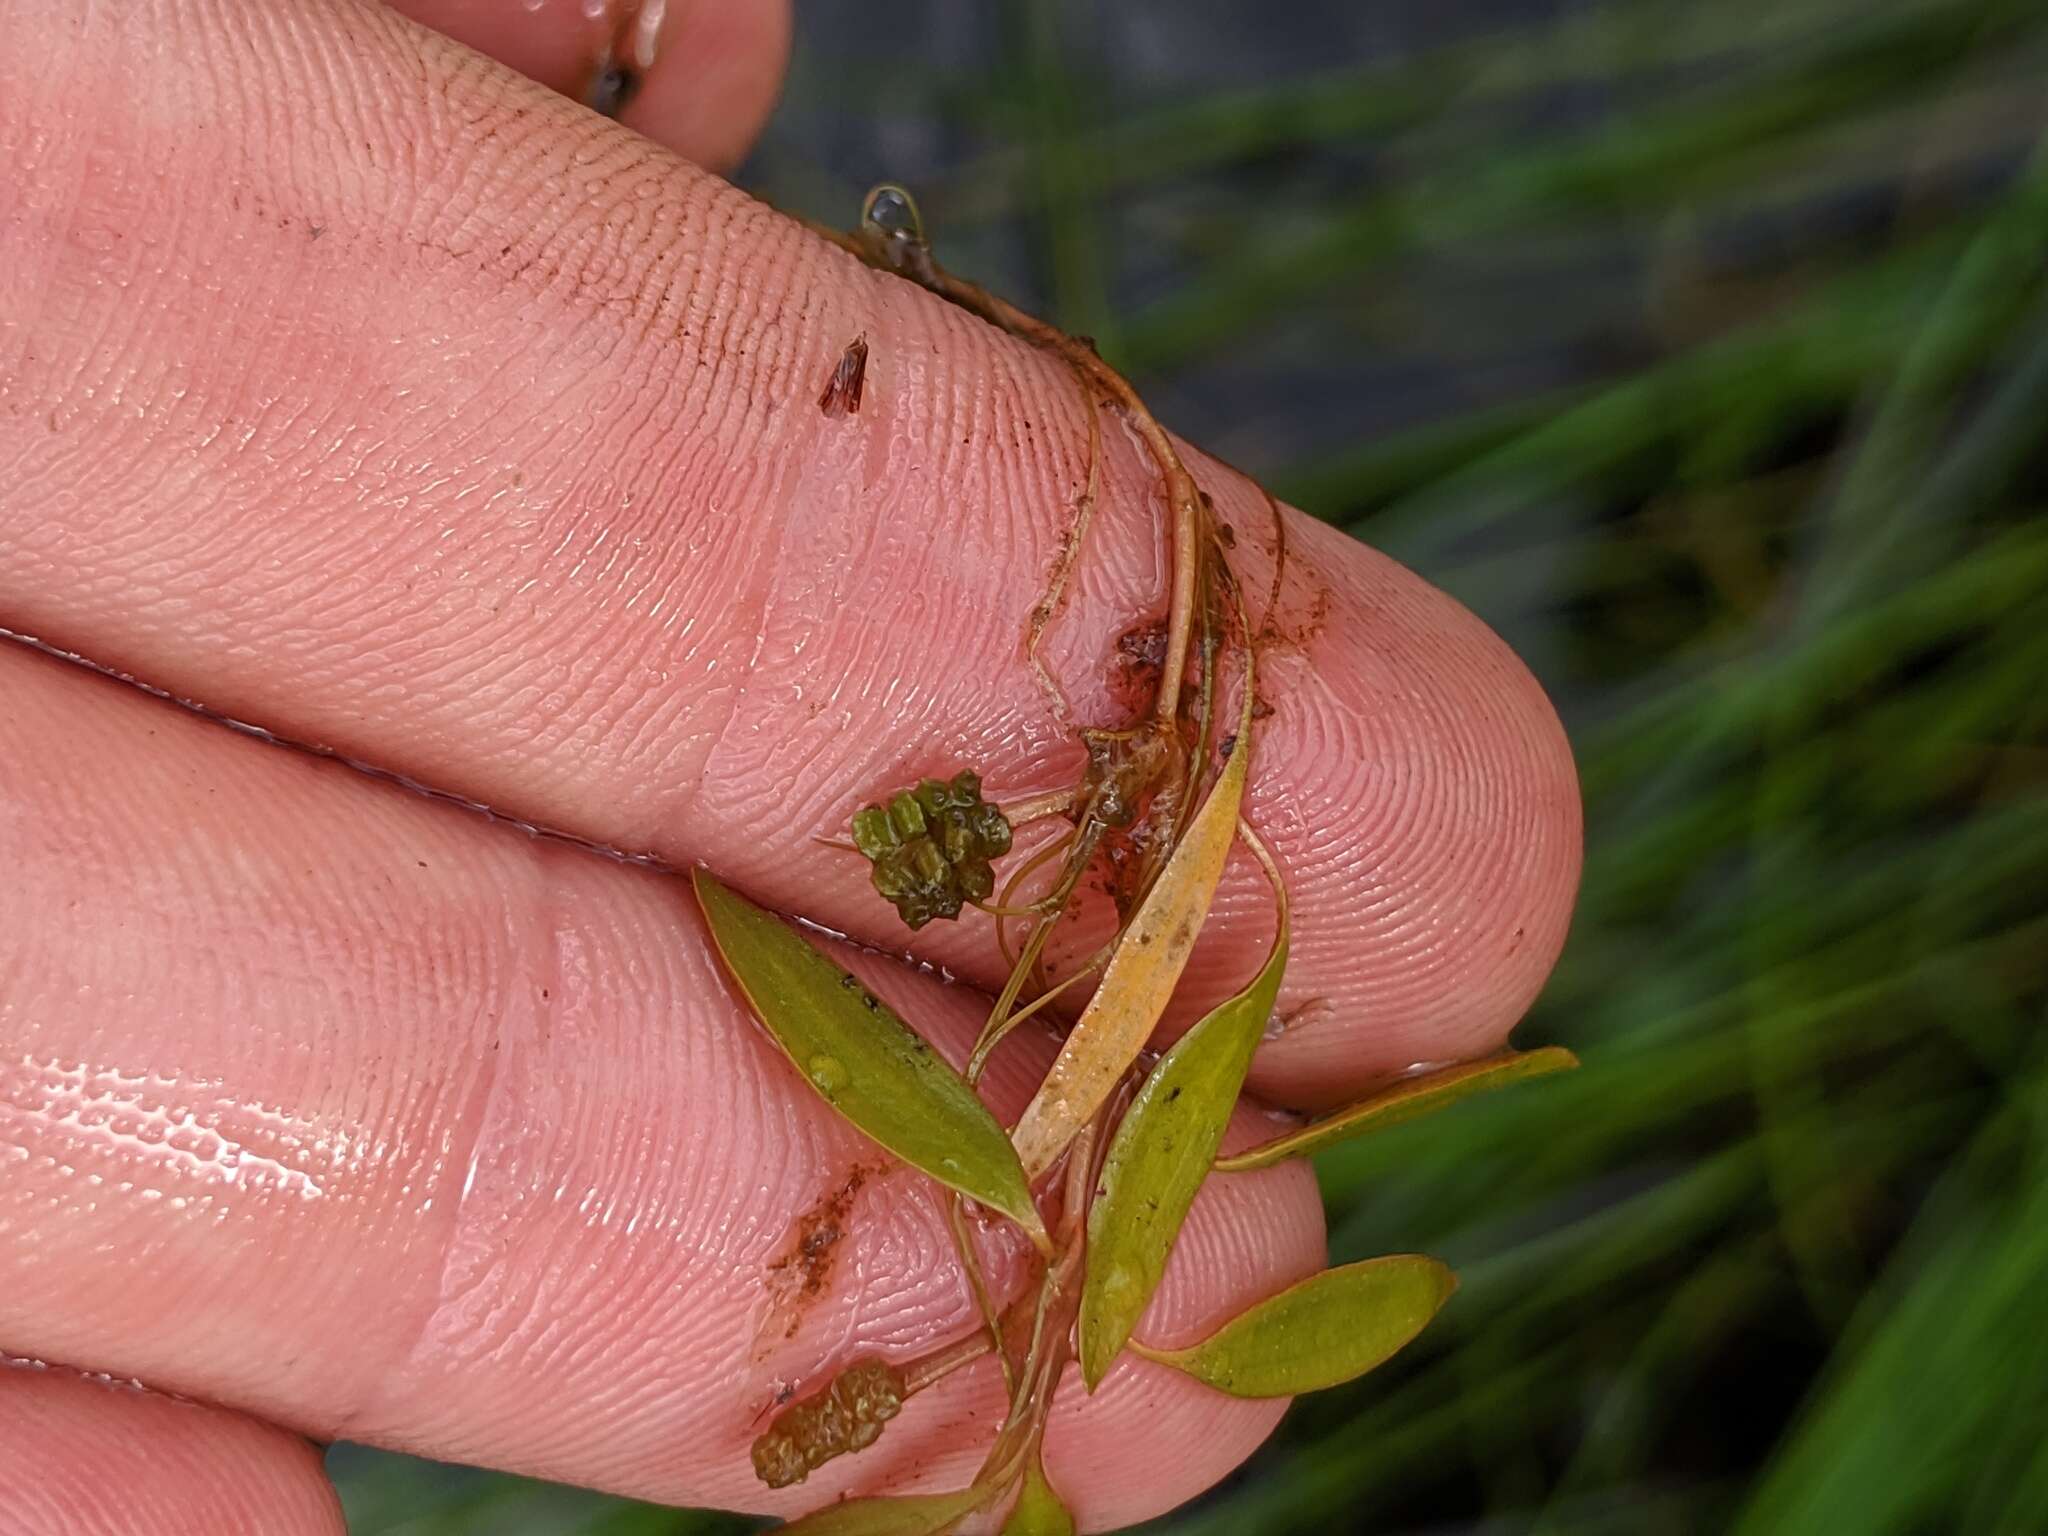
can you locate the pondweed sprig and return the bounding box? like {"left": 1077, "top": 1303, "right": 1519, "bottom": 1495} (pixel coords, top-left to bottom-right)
{"left": 688, "top": 184, "right": 1579, "bottom": 1533}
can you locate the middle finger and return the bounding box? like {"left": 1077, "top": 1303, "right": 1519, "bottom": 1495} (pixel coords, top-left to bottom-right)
{"left": 0, "top": 641, "right": 1320, "bottom": 1526}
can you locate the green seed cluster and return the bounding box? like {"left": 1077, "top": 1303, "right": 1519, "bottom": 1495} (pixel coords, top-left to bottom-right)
{"left": 851, "top": 772, "right": 1013, "bottom": 929}
{"left": 751, "top": 1358, "right": 906, "bottom": 1488}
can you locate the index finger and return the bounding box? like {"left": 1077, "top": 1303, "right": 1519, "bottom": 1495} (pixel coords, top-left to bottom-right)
{"left": 0, "top": 0, "right": 1580, "bottom": 1109}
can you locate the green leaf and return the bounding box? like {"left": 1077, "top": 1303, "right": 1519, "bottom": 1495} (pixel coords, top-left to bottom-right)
{"left": 692, "top": 869, "right": 1048, "bottom": 1251}
{"left": 776, "top": 1487, "right": 988, "bottom": 1536}
{"left": 1080, "top": 862, "right": 1289, "bottom": 1388}
{"left": 1212, "top": 1047, "right": 1580, "bottom": 1172}
{"left": 1133, "top": 1255, "right": 1456, "bottom": 1397}
{"left": 1001, "top": 1457, "right": 1075, "bottom": 1536}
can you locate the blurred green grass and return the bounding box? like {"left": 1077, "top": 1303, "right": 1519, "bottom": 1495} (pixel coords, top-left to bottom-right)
{"left": 333, "top": 0, "right": 2048, "bottom": 1530}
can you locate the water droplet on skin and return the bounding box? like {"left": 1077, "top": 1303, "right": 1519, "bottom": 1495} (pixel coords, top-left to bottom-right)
{"left": 1399, "top": 1059, "right": 1454, "bottom": 1078}
{"left": 807, "top": 1055, "right": 848, "bottom": 1093}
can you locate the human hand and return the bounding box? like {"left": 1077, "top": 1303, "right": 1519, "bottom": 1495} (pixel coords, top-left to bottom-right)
{"left": 0, "top": 2, "right": 1581, "bottom": 1530}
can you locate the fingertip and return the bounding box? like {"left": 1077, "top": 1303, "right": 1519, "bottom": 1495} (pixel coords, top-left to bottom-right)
{"left": 617, "top": 0, "right": 792, "bottom": 172}
{"left": 1206, "top": 498, "right": 1585, "bottom": 1109}
{"left": 384, "top": 0, "right": 791, "bottom": 169}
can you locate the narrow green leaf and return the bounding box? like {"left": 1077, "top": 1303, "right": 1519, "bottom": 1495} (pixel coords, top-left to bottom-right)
{"left": 1132, "top": 1255, "right": 1456, "bottom": 1397}
{"left": 777, "top": 1487, "right": 989, "bottom": 1536}
{"left": 1001, "top": 1457, "right": 1075, "bottom": 1536}
{"left": 1080, "top": 863, "right": 1289, "bottom": 1388}
{"left": 692, "top": 869, "right": 1048, "bottom": 1250}
{"left": 1212, "top": 1046, "right": 1580, "bottom": 1172}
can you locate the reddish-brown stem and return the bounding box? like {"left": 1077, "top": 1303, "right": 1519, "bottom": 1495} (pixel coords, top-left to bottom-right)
{"left": 946, "top": 1193, "right": 1012, "bottom": 1395}
{"left": 813, "top": 212, "right": 1205, "bottom": 730}
{"left": 988, "top": 828, "right": 1079, "bottom": 1007}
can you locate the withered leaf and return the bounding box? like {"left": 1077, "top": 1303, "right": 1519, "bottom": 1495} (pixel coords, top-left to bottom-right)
{"left": 1009, "top": 681, "right": 1255, "bottom": 1180}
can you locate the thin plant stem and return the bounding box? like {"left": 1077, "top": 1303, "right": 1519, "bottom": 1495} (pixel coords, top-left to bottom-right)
{"left": 967, "top": 941, "right": 1114, "bottom": 1081}
{"left": 998, "top": 787, "right": 1080, "bottom": 826}
{"left": 993, "top": 829, "right": 1078, "bottom": 974}
{"left": 947, "top": 1194, "right": 1014, "bottom": 1396}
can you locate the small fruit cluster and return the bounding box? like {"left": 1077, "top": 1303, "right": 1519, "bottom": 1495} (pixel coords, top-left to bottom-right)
{"left": 850, "top": 772, "right": 1014, "bottom": 929}
{"left": 750, "top": 1358, "right": 906, "bottom": 1489}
